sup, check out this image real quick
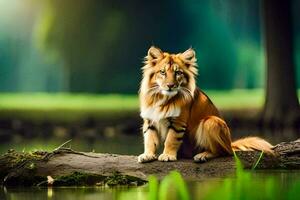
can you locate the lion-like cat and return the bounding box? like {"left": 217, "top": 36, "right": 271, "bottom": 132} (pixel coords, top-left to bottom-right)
{"left": 138, "top": 46, "right": 273, "bottom": 163}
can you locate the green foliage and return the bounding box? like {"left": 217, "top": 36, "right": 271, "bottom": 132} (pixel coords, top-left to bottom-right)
{"left": 233, "top": 151, "right": 244, "bottom": 175}
{"left": 0, "top": 0, "right": 277, "bottom": 93}
{"left": 153, "top": 171, "right": 190, "bottom": 200}
{"left": 235, "top": 41, "right": 265, "bottom": 88}
{"left": 148, "top": 176, "right": 158, "bottom": 200}
{"left": 120, "top": 171, "right": 190, "bottom": 200}
{"left": 252, "top": 151, "right": 264, "bottom": 170}
{"left": 181, "top": 1, "right": 238, "bottom": 89}
{"left": 0, "top": 149, "right": 46, "bottom": 186}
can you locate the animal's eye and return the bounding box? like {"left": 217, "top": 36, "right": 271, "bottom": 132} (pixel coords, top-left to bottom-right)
{"left": 175, "top": 71, "right": 183, "bottom": 76}
{"left": 160, "top": 70, "right": 166, "bottom": 75}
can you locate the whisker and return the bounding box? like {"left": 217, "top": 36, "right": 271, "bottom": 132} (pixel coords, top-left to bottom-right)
{"left": 146, "top": 85, "right": 159, "bottom": 94}
{"left": 180, "top": 87, "right": 193, "bottom": 101}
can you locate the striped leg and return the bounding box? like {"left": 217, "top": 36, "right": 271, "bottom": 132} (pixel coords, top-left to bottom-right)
{"left": 158, "top": 120, "right": 186, "bottom": 162}
{"left": 138, "top": 120, "right": 159, "bottom": 163}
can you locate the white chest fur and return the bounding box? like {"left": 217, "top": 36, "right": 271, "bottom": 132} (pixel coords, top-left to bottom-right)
{"left": 140, "top": 106, "right": 181, "bottom": 122}
{"left": 140, "top": 103, "right": 181, "bottom": 140}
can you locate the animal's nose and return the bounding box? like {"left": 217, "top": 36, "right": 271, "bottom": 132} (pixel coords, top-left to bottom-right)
{"left": 167, "top": 83, "right": 176, "bottom": 89}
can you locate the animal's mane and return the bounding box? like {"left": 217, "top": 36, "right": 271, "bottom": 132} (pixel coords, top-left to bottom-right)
{"left": 139, "top": 50, "right": 197, "bottom": 109}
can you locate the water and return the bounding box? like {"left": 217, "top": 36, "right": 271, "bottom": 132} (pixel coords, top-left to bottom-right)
{"left": 1, "top": 171, "right": 300, "bottom": 200}
{"left": 1, "top": 186, "right": 146, "bottom": 200}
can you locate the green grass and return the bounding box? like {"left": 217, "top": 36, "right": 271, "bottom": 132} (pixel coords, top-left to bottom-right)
{"left": 119, "top": 171, "right": 190, "bottom": 200}
{"left": 0, "top": 93, "right": 138, "bottom": 111}
{"left": 204, "top": 89, "right": 264, "bottom": 109}
{"left": 0, "top": 93, "right": 138, "bottom": 122}
{"left": 0, "top": 89, "right": 299, "bottom": 122}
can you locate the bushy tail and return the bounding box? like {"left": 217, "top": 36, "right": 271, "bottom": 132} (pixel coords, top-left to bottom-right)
{"left": 231, "top": 137, "right": 274, "bottom": 154}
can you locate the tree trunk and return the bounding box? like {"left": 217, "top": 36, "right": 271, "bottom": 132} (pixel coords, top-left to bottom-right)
{"left": 261, "top": 0, "right": 300, "bottom": 128}
{"left": 1, "top": 139, "right": 300, "bottom": 186}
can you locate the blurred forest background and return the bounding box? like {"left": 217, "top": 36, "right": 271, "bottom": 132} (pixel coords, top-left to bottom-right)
{"left": 1, "top": 0, "right": 299, "bottom": 93}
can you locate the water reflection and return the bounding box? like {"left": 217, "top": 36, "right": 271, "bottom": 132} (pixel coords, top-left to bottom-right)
{"left": 2, "top": 186, "right": 144, "bottom": 200}
{"left": 1, "top": 171, "right": 300, "bottom": 200}
{"left": 189, "top": 170, "right": 300, "bottom": 200}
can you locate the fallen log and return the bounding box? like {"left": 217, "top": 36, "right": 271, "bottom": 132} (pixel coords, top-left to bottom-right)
{"left": 0, "top": 139, "right": 299, "bottom": 186}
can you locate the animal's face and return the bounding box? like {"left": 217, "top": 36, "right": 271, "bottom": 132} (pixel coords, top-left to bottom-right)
{"left": 155, "top": 57, "right": 186, "bottom": 96}
{"left": 141, "top": 46, "right": 198, "bottom": 99}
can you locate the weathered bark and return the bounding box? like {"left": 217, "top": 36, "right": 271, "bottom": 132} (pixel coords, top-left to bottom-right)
{"left": 1, "top": 138, "right": 300, "bottom": 187}
{"left": 261, "top": 0, "right": 300, "bottom": 128}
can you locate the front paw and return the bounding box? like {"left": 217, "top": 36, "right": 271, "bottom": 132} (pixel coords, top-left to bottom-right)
{"left": 158, "top": 153, "right": 177, "bottom": 162}
{"left": 138, "top": 153, "right": 157, "bottom": 163}
{"left": 193, "top": 152, "right": 214, "bottom": 163}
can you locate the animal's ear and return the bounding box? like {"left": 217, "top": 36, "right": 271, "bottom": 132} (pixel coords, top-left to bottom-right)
{"left": 147, "top": 46, "right": 163, "bottom": 60}
{"left": 181, "top": 48, "right": 196, "bottom": 62}
{"left": 180, "top": 48, "right": 198, "bottom": 75}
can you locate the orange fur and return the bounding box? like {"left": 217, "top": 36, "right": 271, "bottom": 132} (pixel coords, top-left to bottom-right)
{"left": 231, "top": 137, "right": 274, "bottom": 154}
{"left": 137, "top": 46, "right": 273, "bottom": 163}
